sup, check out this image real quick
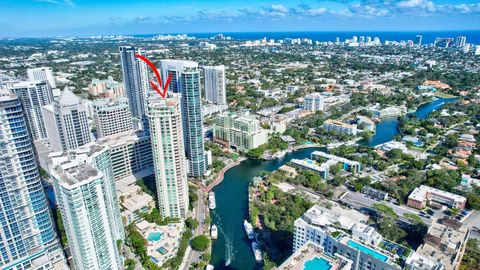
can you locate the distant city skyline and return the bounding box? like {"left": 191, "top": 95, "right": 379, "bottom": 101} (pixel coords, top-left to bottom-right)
{"left": 0, "top": 0, "right": 479, "bottom": 37}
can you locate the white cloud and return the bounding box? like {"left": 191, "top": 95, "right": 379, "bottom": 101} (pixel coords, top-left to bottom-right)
{"left": 350, "top": 3, "right": 391, "bottom": 17}
{"left": 271, "top": 4, "right": 288, "bottom": 13}
{"left": 35, "top": 0, "right": 75, "bottom": 8}
{"left": 396, "top": 0, "right": 436, "bottom": 13}
{"left": 438, "top": 3, "right": 480, "bottom": 14}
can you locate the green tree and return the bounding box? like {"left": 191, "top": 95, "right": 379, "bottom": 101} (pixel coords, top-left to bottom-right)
{"left": 190, "top": 235, "right": 210, "bottom": 251}
{"left": 124, "top": 259, "right": 136, "bottom": 270}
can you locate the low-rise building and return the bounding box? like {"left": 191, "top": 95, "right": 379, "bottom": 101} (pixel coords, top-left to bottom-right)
{"left": 213, "top": 112, "right": 269, "bottom": 152}
{"left": 368, "top": 105, "right": 407, "bottom": 118}
{"left": 356, "top": 115, "right": 376, "bottom": 132}
{"left": 311, "top": 151, "right": 362, "bottom": 173}
{"left": 293, "top": 205, "right": 401, "bottom": 270}
{"left": 362, "top": 186, "right": 389, "bottom": 200}
{"left": 88, "top": 76, "right": 124, "bottom": 97}
{"left": 406, "top": 218, "right": 468, "bottom": 270}
{"left": 407, "top": 185, "right": 467, "bottom": 210}
{"left": 323, "top": 119, "right": 357, "bottom": 135}
{"left": 118, "top": 184, "right": 155, "bottom": 225}
{"left": 291, "top": 158, "right": 330, "bottom": 179}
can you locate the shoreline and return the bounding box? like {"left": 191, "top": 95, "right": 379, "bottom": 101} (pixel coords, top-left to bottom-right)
{"left": 206, "top": 157, "right": 246, "bottom": 192}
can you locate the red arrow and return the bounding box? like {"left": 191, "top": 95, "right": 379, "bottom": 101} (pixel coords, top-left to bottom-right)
{"left": 135, "top": 54, "right": 172, "bottom": 98}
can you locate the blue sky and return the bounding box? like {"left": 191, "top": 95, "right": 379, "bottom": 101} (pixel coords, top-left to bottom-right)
{"left": 0, "top": 0, "right": 479, "bottom": 37}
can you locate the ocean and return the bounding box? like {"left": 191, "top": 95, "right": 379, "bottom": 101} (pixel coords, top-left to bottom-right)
{"left": 142, "top": 30, "right": 480, "bottom": 45}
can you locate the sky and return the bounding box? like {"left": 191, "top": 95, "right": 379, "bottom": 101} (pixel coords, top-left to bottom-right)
{"left": 0, "top": 0, "right": 479, "bottom": 37}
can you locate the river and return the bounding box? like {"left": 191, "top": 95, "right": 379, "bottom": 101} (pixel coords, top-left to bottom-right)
{"left": 210, "top": 97, "right": 456, "bottom": 269}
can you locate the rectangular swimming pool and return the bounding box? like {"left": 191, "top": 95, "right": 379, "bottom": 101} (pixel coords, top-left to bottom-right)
{"left": 303, "top": 257, "right": 332, "bottom": 270}
{"left": 347, "top": 240, "right": 388, "bottom": 262}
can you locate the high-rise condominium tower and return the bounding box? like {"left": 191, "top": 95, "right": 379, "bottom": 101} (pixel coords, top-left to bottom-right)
{"left": 204, "top": 65, "right": 227, "bottom": 105}
{"left": 119, "top": 46, "right": 150, "bottom": 130}
{"left": 42, "top": 89, "right": 92, "bottom": 152}
{"left": 93, "top": 97, "right": 133, "bottom": 138}
{"left": 0, "top": 90, "right": 65, "bottom": 269}
{"left": 51, "top": 143, "right": 124, "bottom": 270}
{"left": 9, "top": 80, "right": 54, "bottom": 140}
{"left": 456, "top": 36, "right": 467, "bottom": 48}
{"left": 160, "top": 60, "right": 207, "bottom": 177}
{"left": 27, "top": 67, "right": 56, "bottom": 88}
{"left": 147, "top": 94, "right": 189, "bottom": 218}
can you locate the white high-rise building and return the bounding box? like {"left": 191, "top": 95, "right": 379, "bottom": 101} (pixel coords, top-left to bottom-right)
{"left": 42, "top": 89, "right": 92, "bottom": 151}
{"left": 27, "top": 67, "right": 56, "bottom": 88}
{"left": 304, "top": 92, "right": 324, "bottom": 111}
{"left": 93, "top": 97, "right": 133, "bottom": 138}
{"left": 204, "top": 65, "right": 227, "bottom": 105}
{"left": 147, "top": 94, "right": 189, "bottom": 218}
{"left": 0, "top": 90, "right": 66, "bottom": 269}
{"left": 9, "top": 80, "right": 54, "bottom": 140}
{"left": 50, "top": 143, "right": 124, "bottom": 270}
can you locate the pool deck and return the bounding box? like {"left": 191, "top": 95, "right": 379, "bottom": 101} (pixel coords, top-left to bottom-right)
{"left": 278, "top": 242, "right": 352, "bottom": 270}
{"left": 136, "top": 221, "right": 184, "bottom": 266}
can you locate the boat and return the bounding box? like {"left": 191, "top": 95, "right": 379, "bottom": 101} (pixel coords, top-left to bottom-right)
{"left": 206, "top": 265, "right": 214, "bottom": 270}
{"left": 210, "top": 225, "right": 218, "bottom": 240}
{"left": 225, "top": 259, "right": 231, "bottom": 267}
{"left": 209, "top": 192, "right": 216, "bottom": 210}
{"left": 251, "top": 242, "right": 263, "bottom": 262}
{"left": 244, "top": 220, "right": 254, "bottom": 240}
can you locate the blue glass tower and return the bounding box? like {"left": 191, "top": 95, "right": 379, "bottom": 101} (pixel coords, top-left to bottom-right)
{"left": 119, "top": 46, "right": 150, "bottom": 130}
{"left": 0, "top": 90, "right": 64, "bottom": 269}
{"left": 181, "top": 66, "right": 207, "bottom": 177}
{"left": 160, "top": 60, "right": 207, "bottom": 177}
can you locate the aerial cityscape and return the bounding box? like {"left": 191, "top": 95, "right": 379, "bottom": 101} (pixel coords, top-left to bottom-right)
{"left": 0, "top": 0, "right": 479, "bottom": 270}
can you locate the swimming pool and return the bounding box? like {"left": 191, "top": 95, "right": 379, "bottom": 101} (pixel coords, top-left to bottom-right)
{"left": 347, "top": 240, "right": 388, "bottom": 262}
{"left": 147, "top": 231, "right": 162, "bottom": 242}
{"left": 303, "top": 257, "right": 332, "bottom": 270}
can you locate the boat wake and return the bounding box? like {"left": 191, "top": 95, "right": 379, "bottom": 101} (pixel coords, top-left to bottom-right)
{"left": 213, "top": 212, "right": 235, "bottom": 267}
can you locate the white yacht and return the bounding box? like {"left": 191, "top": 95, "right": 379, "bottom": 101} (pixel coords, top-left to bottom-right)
{"left": 209, "top": 191, "right": 216, "bottom": 210}
{"left": 210, "top": 224, "right": 218, "bottom": 240}
{"left": 243, "top": 220, "right": 254, "bottom": 240}
{"left": 251, "top": 242, "right": 262, "bottom": 262}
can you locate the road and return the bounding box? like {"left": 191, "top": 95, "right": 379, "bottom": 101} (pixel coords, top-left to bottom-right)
{"left": 181, "top": 188, "right": 208, "bottom": 270}
{"left": 340, "top": 191, "right": 435, "bottom": 224}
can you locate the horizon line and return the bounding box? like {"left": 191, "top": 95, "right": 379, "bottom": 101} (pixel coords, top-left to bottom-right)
{"left": 2, "top": 29, "right": 480, "bottom": 39}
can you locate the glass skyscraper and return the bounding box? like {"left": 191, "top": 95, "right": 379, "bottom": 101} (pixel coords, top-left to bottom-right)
{"left": 119, "top": 46, "right": 150, "bottom": 130}
{"left": 0, "top": 90, "right": 65, "bottom": 269}
{"left": 181, "top": 66, "right": 207, "bottom": 177}
{"left": 159, "top": 60, "right": 207, "bottom": 177}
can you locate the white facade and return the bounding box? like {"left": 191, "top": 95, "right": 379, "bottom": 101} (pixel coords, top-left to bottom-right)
{"left": 27, "top": 67, "right": 56, "bottom": 88}
{"left": 42, "top": 90, "right": 92, "bottom": 151}
{"left": 147, "top": 94, "right": 189, "bottom": 218}
{"left": 93, "top": 98, "right": 133, "bottom": 138}
{"left": 304, "top": 92, "right": 324, "bottom": 111}
{"left": 204, "top": 65, "right": 227, "bottom": 105}
{"left": 50, "top": 144, "right": 124, "bottom": 270}
{"left": 323, "top": 119, "right": 357, "bottom": 135}
{"left": 9, "top": 80, "right": 53, "bottom": 140}
{"left": 97, "top": 130, "right": 153, "bottom": 180}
